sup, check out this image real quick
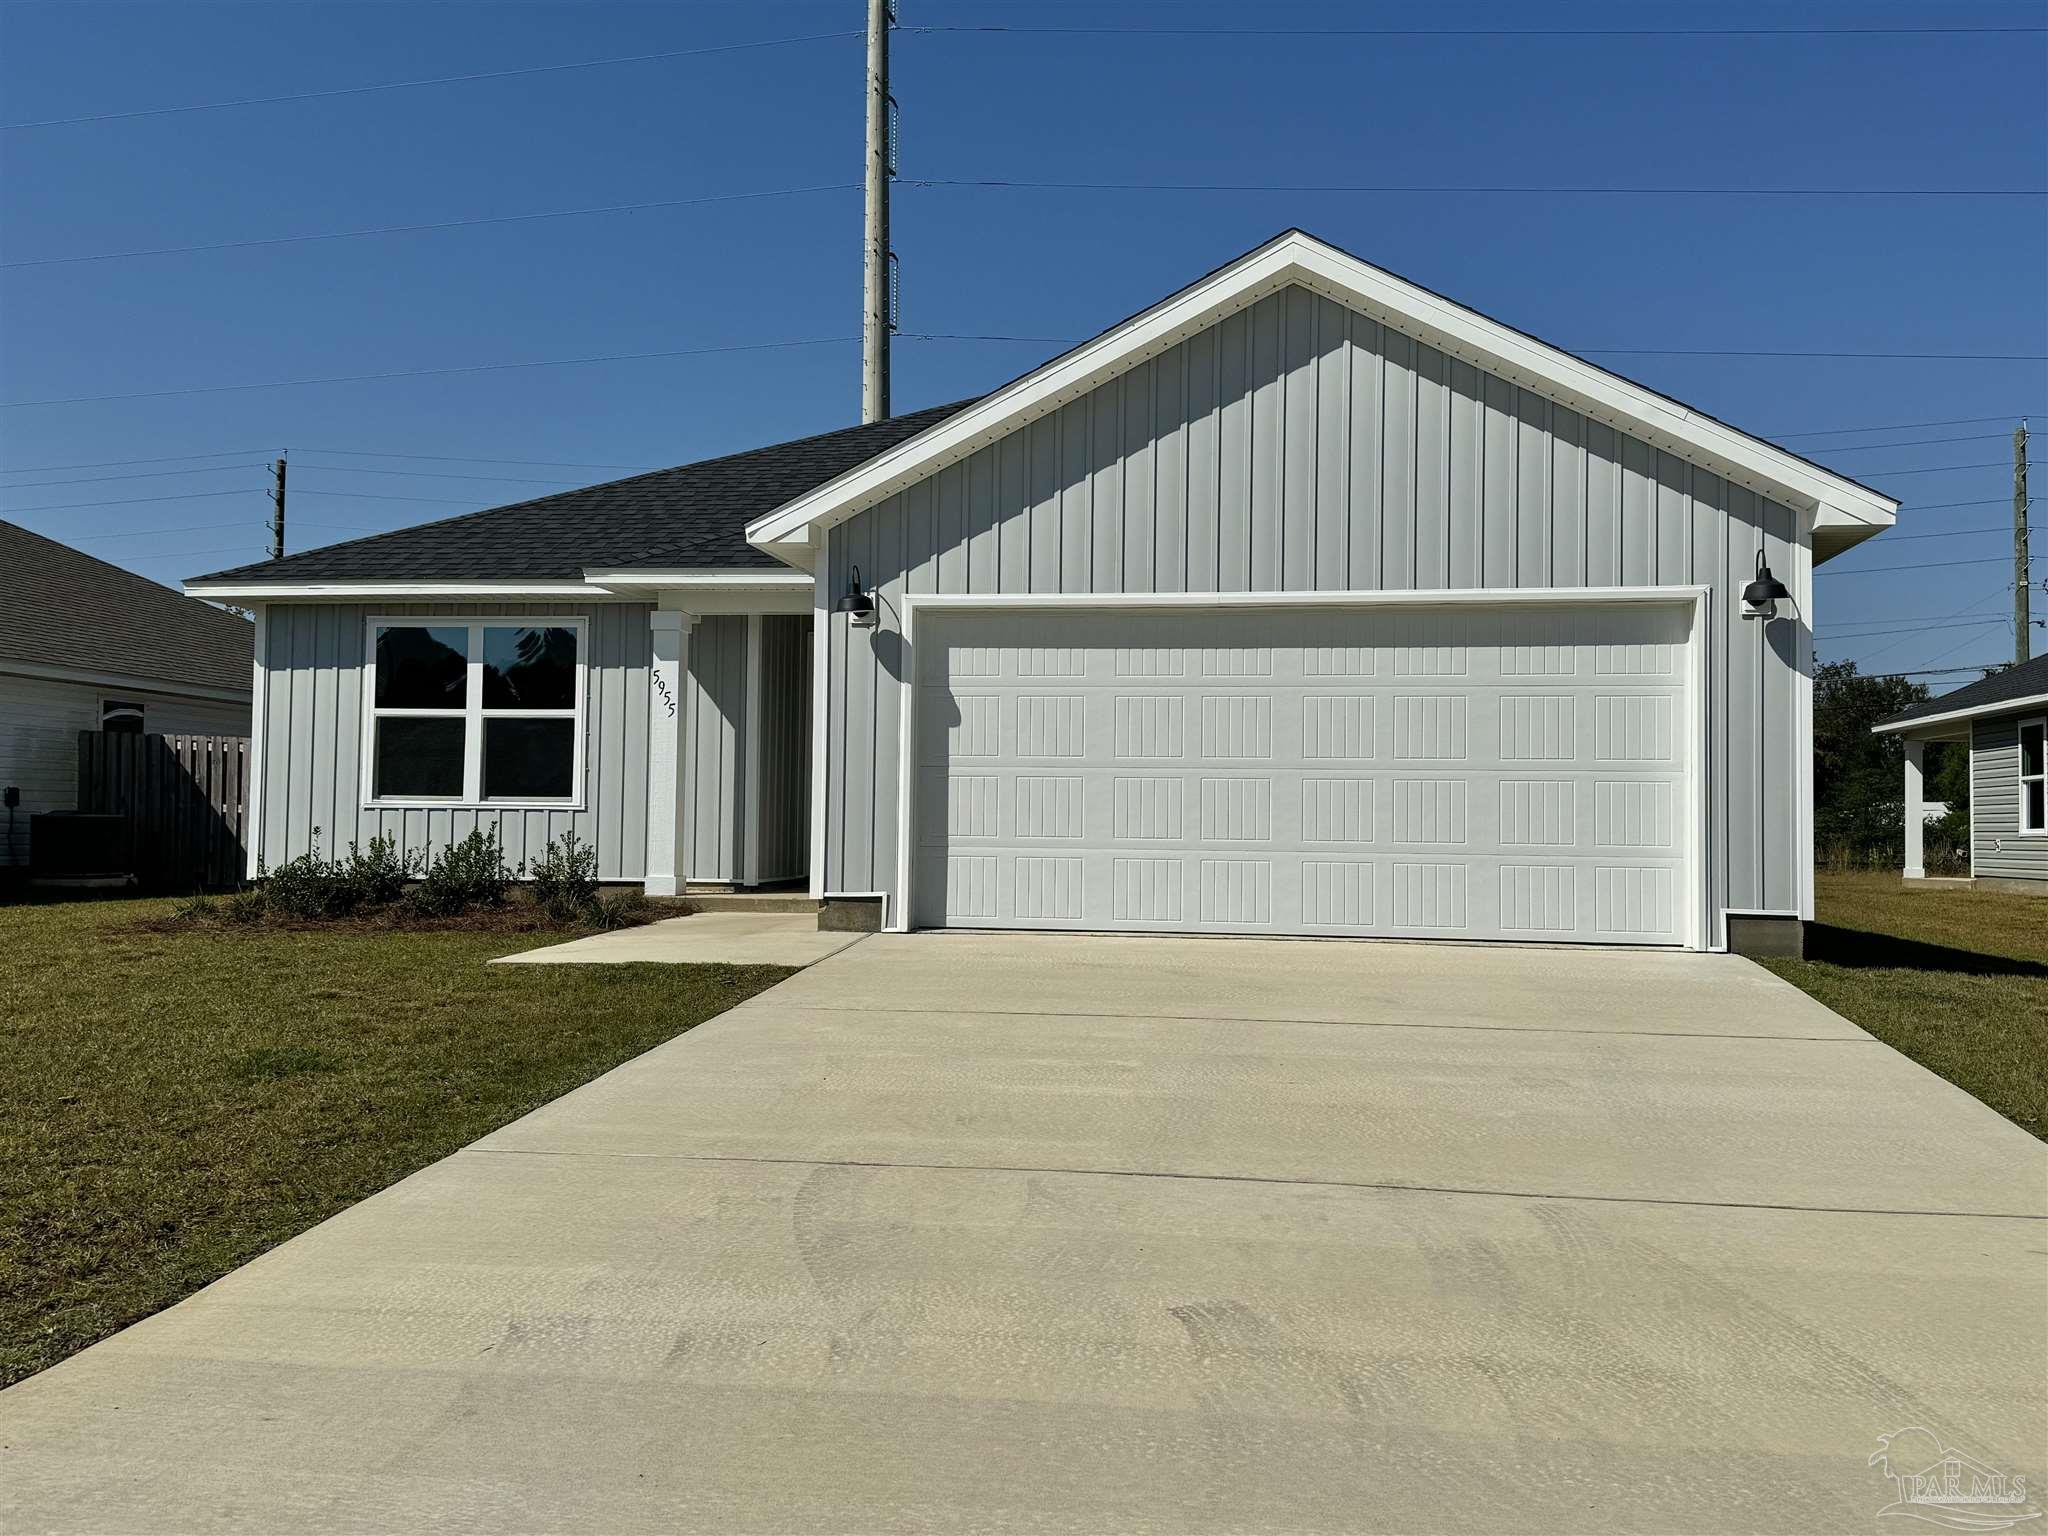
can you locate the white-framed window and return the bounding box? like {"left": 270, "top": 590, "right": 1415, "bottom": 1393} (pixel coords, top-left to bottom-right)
{"left": 2020, "top": 715, "right": 2045, "bottom": 834}
{"left": 361, "top": 617, "right": 586, "bottom": 808}
{"left": 100, "top": 698, "right": 145, "bottom": 735}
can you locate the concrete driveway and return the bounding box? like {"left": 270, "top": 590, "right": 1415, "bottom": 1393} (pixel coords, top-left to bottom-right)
{"left": 3, "top": 935, "right": 2043, "bottom": 1534}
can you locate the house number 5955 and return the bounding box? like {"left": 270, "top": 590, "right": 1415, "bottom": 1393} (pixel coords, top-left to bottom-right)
{"left": 653, "top": 675, "right": 677, "bottom": 718}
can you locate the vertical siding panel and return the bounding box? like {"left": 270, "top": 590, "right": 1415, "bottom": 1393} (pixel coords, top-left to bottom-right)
{"left": 1656, "top": 450, "right": 1691, "bottom": 585}
{"left": 1248, "top": 293, "right": 1284, "bottom": 589}
{"left": 1347, "top": 314, "right": 1383, "bottom": 590}
{"left": 1091, "top": 376, "right": 1124, "bottom": 592}
{"left": 1480, "top": 372, "right": 1516, "bottom": 588}
{"left": 1153, "top": 341, "right": 1188, "bottom": 594}
{"left": 1446, "top": 360, "right": 1481, "bottom": 588}
{"left": 1185, "top": 324, "right": 1221, "bottom": 592}
{"left": 1620, "top": 434, "right": 1656, "bottom": 587}
{"left": 1379, "top": 328, "right": 1416, "bottom": 589}
{"left": 1413, "top": 344, "right": 1448, "bottom": 590}
{"left": 1515, "top": 388, "right": 1551, "bottom": 585}
{"left": 1029, "top": 419, "right": 1061, "bottom": 593}
{"left": 308, "top": 606, "right": 338, "bottom": 848}
{"left": 622, "top": 606, "right": 650, "bottom": 881}
{"left": 1693, "top": 471, "right": 1727, "bottom": 927}
{"left": 1313, "top": 297, "right": 1351, "bottom": 591}
{"left": 1585, "top": 424, "right": 1622, "bottom": 587}
{"left": 1550, "top": 404, "right": 1586, "bottom": 587}
{"left": 997, "top": 433, "right": 1029, "bottom": 594}
{"left": 1280, "top": 286, "right": 1319, "bottom": 591}
{"left": 332, "top": 606, "right": 366, "bottom": 851}
{"left": 1215, "top": 308, "right": 1252, "bottom": 590}
{"left": 828, "top": 533, "right": 855, "bottom": 887}
{"left": 965, "top": 448, "right": 997, "bottom": 594}
{"left": 286, "top": 606, "right": 316, "bottom": 855}
{"left": 1060, "top": 400, "right": 1092, "bottom": 592}
{"left": 870, "top": 487, "right": 908, "bottom": 898}
{"left": 1724, "top": 486, "right": 1762, "bottom": 912}
{"left": 1759, "top": 498, "right": 1797, "bottom": 909}
{"left": 934, "top": 463, "right": 966, "bottom": 594}
{"left": 908, "top": 474, "right": 940, "bottom": 597}
{"left": 1122, "top": 360, "right": 1154, "bottom": 593}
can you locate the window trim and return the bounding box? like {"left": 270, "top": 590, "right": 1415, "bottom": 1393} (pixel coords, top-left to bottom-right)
{"left": 2019, "top": 714, "right": 2046, "bottom": 836}
{"left": 360, "top": 615, "right": 587, "bottom": 810}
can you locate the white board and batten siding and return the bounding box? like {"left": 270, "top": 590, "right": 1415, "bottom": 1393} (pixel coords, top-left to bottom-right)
{"left": 256, "top": 603, "right": 654, "bottom": 882}
{"left": 824, "top": 283, "right": 1808, "bottom": 944}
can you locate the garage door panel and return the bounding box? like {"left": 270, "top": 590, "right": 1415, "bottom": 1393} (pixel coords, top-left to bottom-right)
{"left": 910, "top": 605, "right": 1692, "bottom": 945}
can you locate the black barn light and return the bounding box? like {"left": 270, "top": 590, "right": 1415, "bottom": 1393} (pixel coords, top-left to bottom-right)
{"left": 835, "top": 565, "right": 877, "bottom": 628}
{"left": 1741, "top": 551, "right": 1792, "bottom": 621}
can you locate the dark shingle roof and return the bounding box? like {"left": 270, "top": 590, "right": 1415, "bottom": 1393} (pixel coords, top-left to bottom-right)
{"left": 1880, "top": 652, "right": 2048, "bottom": 729}
{"left": 1, "top": 521, "right": 253, "bottom": 696}
{"left": 188, "top": 401, "right": 977, "bottom": 587}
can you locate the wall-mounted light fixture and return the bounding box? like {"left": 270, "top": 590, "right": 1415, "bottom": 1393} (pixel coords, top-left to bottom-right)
{"left": 835, "top": 565, "right": 877, "bottom": 628}
{"left": 1740, "top": 551, "right": 1792, "bottom": 622}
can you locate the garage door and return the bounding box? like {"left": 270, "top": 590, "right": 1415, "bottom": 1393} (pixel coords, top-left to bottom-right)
{"left": 910, "top": 602, "right": 1696, "bottom": 946}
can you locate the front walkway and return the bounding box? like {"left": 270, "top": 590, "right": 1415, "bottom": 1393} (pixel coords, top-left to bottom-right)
{"left": 4, "top": 936, "right": 2042, "bottom": 1533}
{"left": 492, "top": 911, "right": 864, "bottom": 967}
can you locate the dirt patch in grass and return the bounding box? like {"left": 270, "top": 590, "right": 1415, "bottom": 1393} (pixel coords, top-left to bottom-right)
{"left": 0, "top": 896, "right": 791, "bottom": 1387}
{"left": 1760, "top": 872, "right": 2047, "bottom": 1140}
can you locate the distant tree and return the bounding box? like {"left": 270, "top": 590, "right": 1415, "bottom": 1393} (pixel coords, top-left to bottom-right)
{"left": 1813, "top": 660, "right": 1930, "bottom": 867}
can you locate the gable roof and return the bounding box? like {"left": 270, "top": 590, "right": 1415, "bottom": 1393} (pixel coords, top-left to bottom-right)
{"left": 1, "top": 521, "right": 252, "bottom": 699}
{"left": 185, "top": 401, "right": 975, "bottom": 594}
{"left": 1874, "top": 652, "right": 2048, "bottom": 734}
{"left": 746, "top": 229, "right": 1899, "bottom": 564}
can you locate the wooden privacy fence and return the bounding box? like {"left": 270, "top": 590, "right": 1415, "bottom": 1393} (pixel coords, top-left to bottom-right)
{"left": 75, "top": 731, "right": 250, "bottom": 890}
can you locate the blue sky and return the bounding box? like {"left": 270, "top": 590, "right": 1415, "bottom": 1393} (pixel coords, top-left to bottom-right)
{"left": 2, "top": 0, "right": 2042, "bottom": 681}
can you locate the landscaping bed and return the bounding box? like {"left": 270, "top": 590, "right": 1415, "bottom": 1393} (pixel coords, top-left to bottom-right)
{"left": 0, "top": 894, "right": 793, "bottom": 1387}
{"left": 1761, "top": 871, "right": 2047, "bottom": 1141}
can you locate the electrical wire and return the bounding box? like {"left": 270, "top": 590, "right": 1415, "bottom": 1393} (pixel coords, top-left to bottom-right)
{"left": 290, "top": 463, "right": 584, "bottom": 486}
{"left": 2, "top": 463, "right": 267, "bottom": 490}
{"left": 286, "top": 446, "right": 658, "bottom": 471}
{"left": 0, "top": 447, "right": 275, "bottom": 474}
{"left": 1772, "top": 414, "right": 2039, "bottom": 440}
{"left": 910, "top": 22, "right": 2047, "bottom": 39}
{"left": 910, "top": 175, "right": 2044, "bottom": 200}
{"left": 1821, "top": 554, "right": 2040, "bottom": 575}
{"left": 3, "top": 184, "right": 859, "bottom": 269}
{"left": 0, "top": 488, "right": 255, "bottom": 514}
{"left": 3, "top": 31, "right": 862, "bottom": 131}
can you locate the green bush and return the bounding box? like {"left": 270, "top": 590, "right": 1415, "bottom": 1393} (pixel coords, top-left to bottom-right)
{"left": 528, "top": 830, "right": 601, "bottom": 922}
{"left": 404, "top": 827, "right": 512, "bottom": 917}
{"left": 262, "top": 831, "right": 353, "bottom": 919}
{"left": 338, "top": 833, "right": 420, "bottom": 908}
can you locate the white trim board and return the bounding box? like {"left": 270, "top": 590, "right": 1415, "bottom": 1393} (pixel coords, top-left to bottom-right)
{"left": 889, "top": 585, "right": 1715, "bottom": 953}
{"left": 1873, "top": 690, "right": 2048, "bottom": 736}
{"left": 747, "top": 230, "right": 1897, "bottom": 561}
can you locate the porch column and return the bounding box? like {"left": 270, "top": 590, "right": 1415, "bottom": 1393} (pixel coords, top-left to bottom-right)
{"left": 645, "top": 609, "right": 698, "bottom": 897}
{"left": 1902, "top": 736, "right": 1926, "bottom": 880}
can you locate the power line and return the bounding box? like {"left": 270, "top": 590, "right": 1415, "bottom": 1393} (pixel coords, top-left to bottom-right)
{"left": 3, "top": 185, "right": 858, "bottom": 270}
{"left": 0, "top": 447, "right": 274, "bottom": 474}
{"left": 2, "top": 463, "right": 267, "bottom": 489}
{"left": 0, "top": 337, "right": 859, "bottom": 408}
{"left": 288, "top": 446, "right": 659, "bottom": 471}
{"left": 1803, "top": 432, "right": 2009, "bottom": 455}
{"left": 0, "top": 488, "right": 255, "bottom": 514}
{"left": 286, "top": 488, "right": 490, "bottom": 506}
{"left": 1819, "top": 615, "right": 2019, "bottom": 639}
{"left": 291, "top": 462, "right": 585, "bottom": 486}
{"left": 1772, "top": 414, "right": 2041, "bottom": 440}
{"left": 910, "top": 175, "right": 2044, "bottom": 200}
{"left": 51, "top": 519, "right": 381, "bottom": 542}
{"left": 1841, "top": 522, "right": 2042, "bottom": 544}
{"left": 2, "top": 31, "right": 862, "bottom": 131}
{"left": 1866, "top": 461, "right": 2012, "bottom": 477}
{"left": 911, "top": 23, "right": 2047, "bottom": 39}
{"left": 1821, "top": 553, "right": 2041, "bottom": 576}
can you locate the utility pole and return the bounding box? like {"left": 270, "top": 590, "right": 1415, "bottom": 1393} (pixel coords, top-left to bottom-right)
{"left": 269, "top": 455, "right": 288, "bottom": 560}
{"left": 2017, "top": 421, "right": 2031, "bottom": 665}
{"left": 861, "top": 0, "right": 892, "bottom": 423}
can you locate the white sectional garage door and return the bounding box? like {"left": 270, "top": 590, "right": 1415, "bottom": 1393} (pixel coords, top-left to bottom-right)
{"left": 909, "top": 602, "right": 1697, "bottom": 946}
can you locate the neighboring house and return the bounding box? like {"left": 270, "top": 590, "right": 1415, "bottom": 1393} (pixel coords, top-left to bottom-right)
{"left": 1, "top": 521, "right": 254, "bottom": 867}
{"left": 1874, "top": 652, "right": 2048, "bottom": 892}
{"left": 186, "top": 230, "right": 1899, "bottom": 954}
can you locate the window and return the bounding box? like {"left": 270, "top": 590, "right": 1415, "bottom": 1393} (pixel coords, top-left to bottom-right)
{"left": 2021, "top": 717, "right": 2045, "bottom": 834}
{"left": 364, "top": 619, "right": 584, "bottom": 805}
{"left": 100, "top": 699, "right": 145, "bottom": 734}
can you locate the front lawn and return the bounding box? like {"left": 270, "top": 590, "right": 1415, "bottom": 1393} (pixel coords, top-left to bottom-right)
{"left": 1761, "top": 872, "right": 2048, "bottom": 1140}
{"left": 0, "top": 897, "right": 792, "bottom": 1388}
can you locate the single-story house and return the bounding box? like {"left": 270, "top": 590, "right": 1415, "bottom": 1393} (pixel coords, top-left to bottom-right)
{"left": 1874, "top": 651, "right": 2047, "bottom": 892}
{"left": 2, "top": 521, "right": 254, "bottom": 867}
{"left": 186, "top": 230, "right": 1899, "bottom": 954}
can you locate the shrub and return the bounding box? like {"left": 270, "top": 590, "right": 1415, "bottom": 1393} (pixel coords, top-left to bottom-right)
{"left": 405, "top": 827, "right": 512, "bottom": 916}
{"left": 220, "top": 887, "right": 268, "bottom": 924}
{"left": 262, "top": 831, "right": 354, "bottom": 919}
{"left": 528, "top": 831, "right": 601, "bottom": 922}
{"left": 588, "top": 890, "right": 655, "bottom": 931}
{"left": 338, "top": 833, "right": 420, "bottom": 909}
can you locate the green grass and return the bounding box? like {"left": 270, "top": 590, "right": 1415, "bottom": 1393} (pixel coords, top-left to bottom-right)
{"left": 0, "top": 897, "right": 793, "bottom": 1388}
{"left": 1761, "top": 872, "right": 2048, "bottom": 1141}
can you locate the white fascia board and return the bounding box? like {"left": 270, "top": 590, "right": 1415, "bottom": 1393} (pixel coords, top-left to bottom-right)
{"left": 184, "top": 580, "right": 610, "bottom": 601}
{"left": 1873, "top": 692, "right": 2048, "bottom": 735}
{"left": 746, "top": 231, "right": 1897, "bottom": 551}
{"left": 583, "top": 570, "right": 812, "bottom": 589}
{"left": 0, "top": 657, "right": 252, "bottom": 705}
{"left": 904, "top": 585, "right": 1710, "bottom": 614}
